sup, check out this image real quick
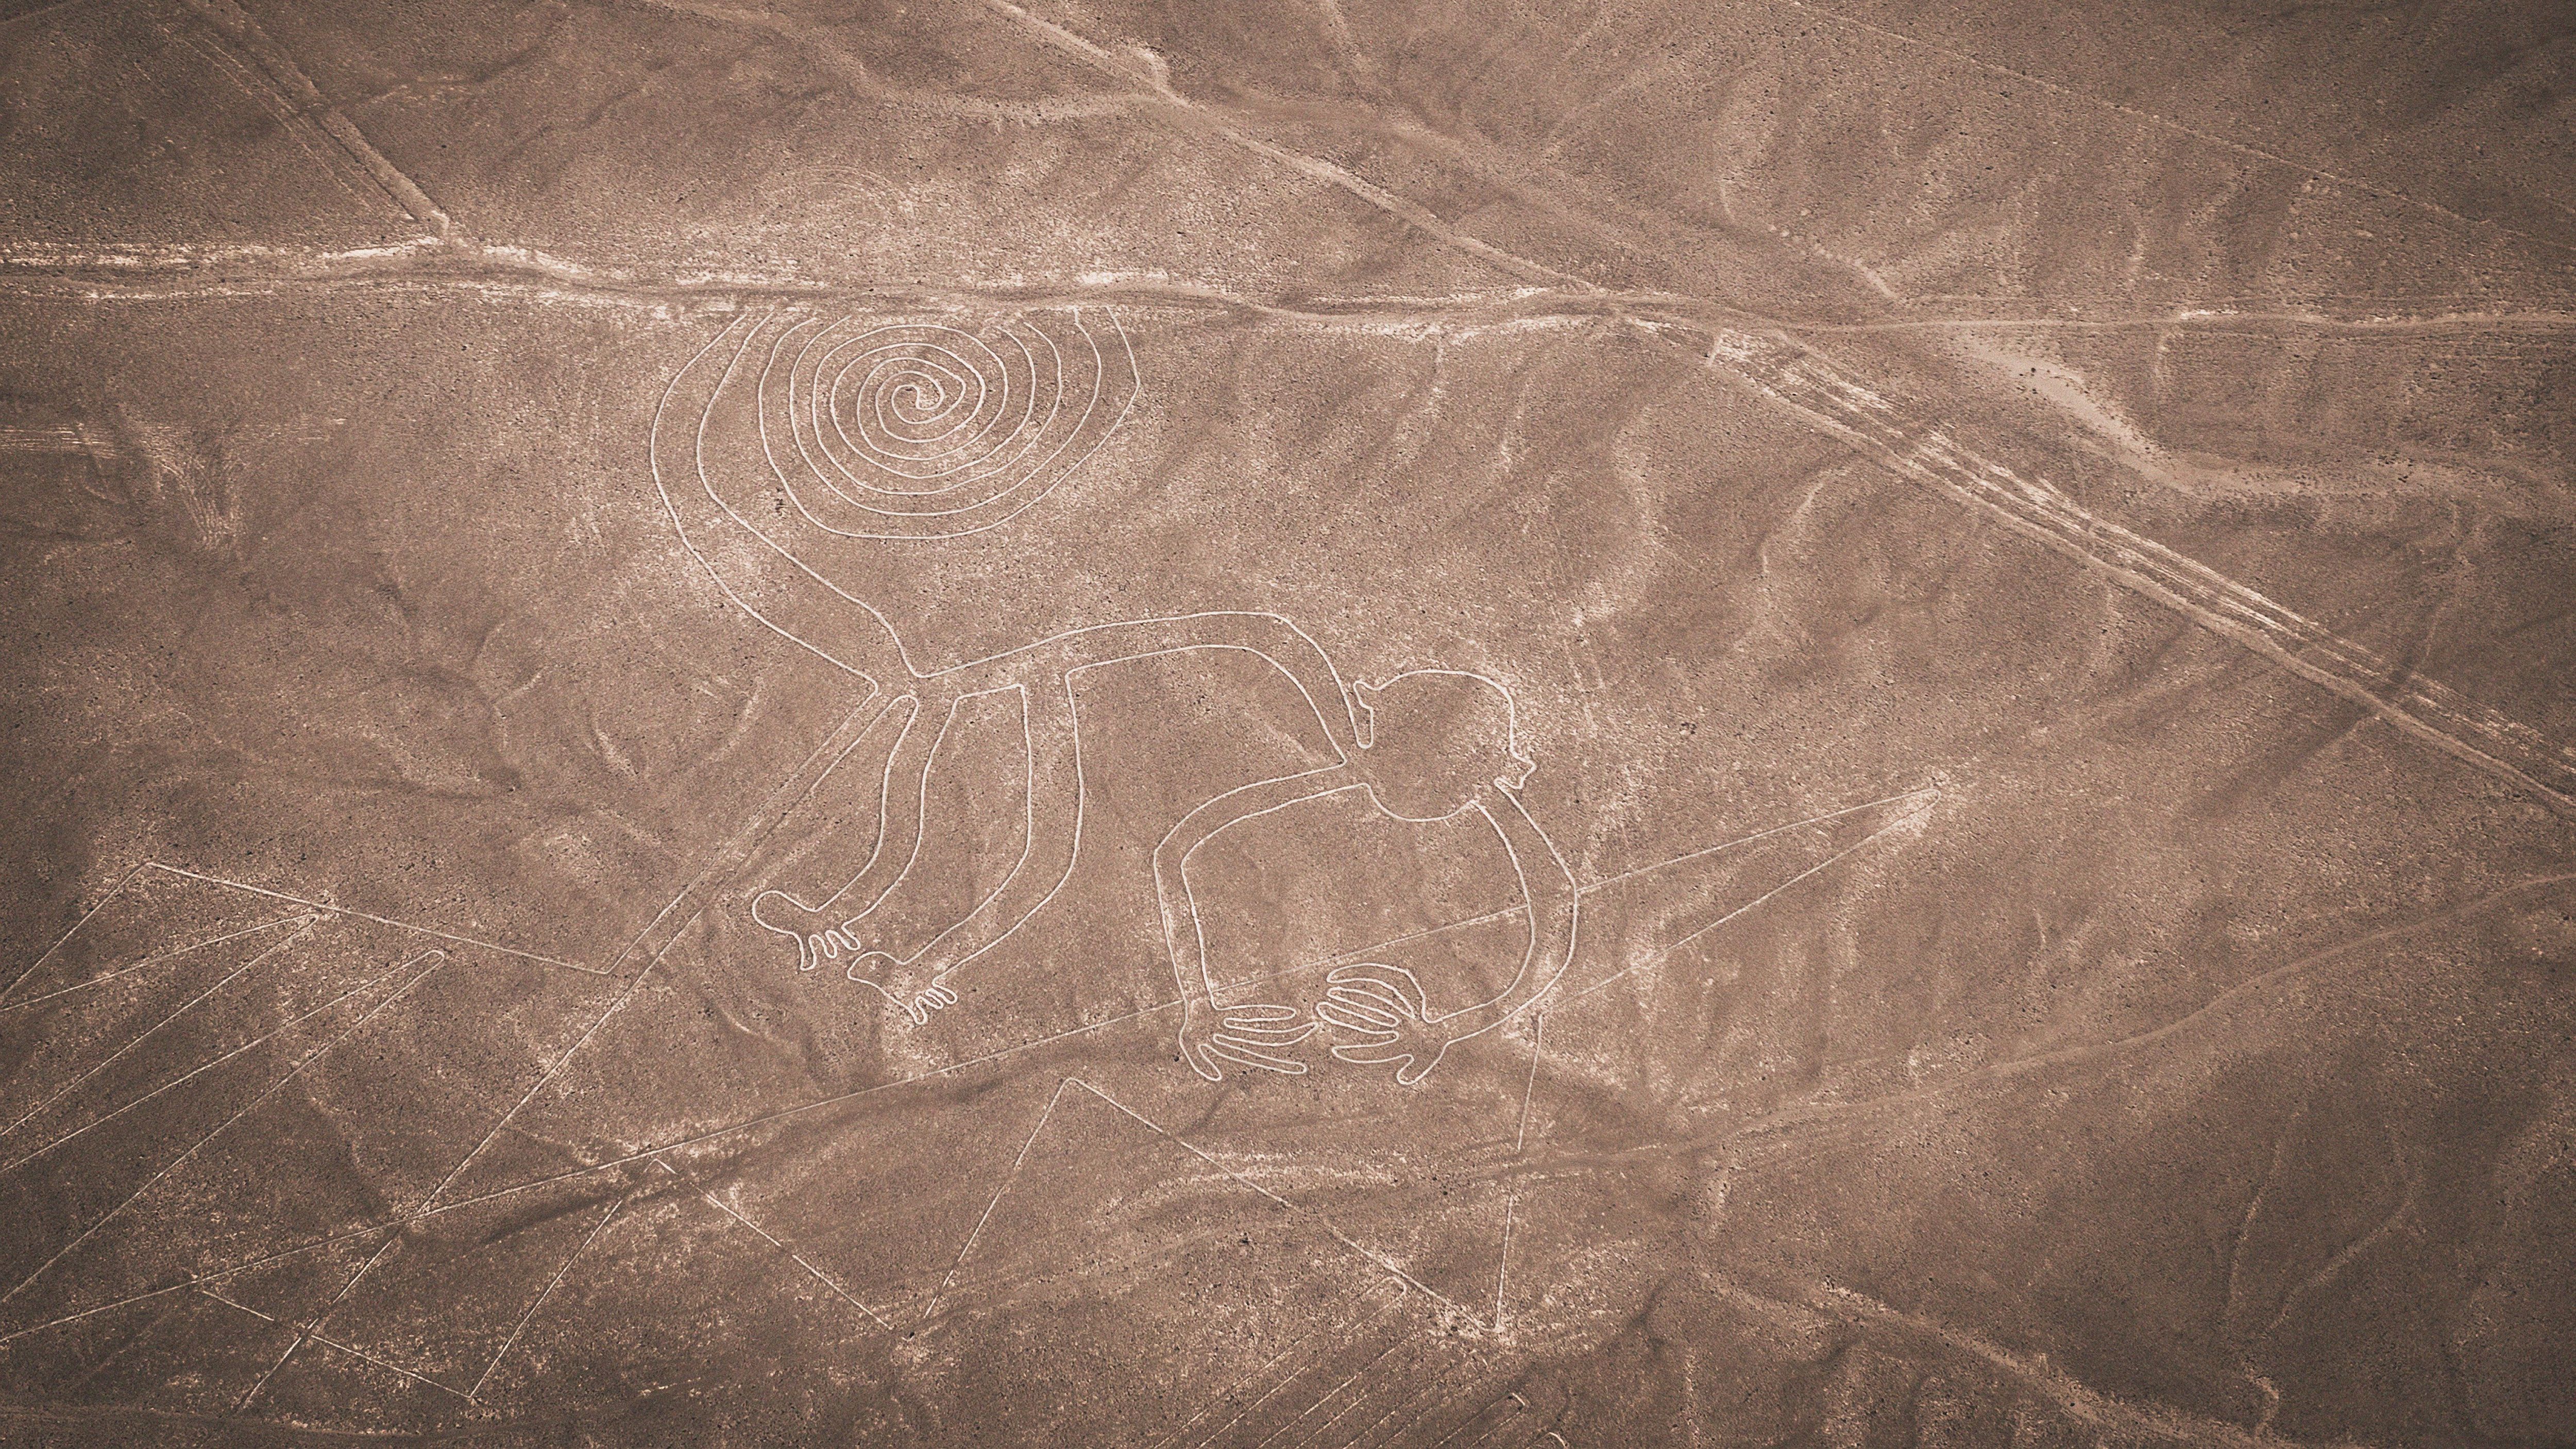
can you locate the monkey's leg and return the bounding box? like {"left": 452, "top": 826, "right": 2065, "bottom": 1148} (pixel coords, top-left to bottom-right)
{"left": 750, "top": 690, "right": 956, "bottom": 965}
{"left": 887, "top": 679, "right": 1087, "bottom": 981}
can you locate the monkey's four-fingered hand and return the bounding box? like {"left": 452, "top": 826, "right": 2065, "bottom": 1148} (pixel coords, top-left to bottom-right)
{"left": 1314, "top": 963, "right": 1455, "bottom": 1086}
{"left": 846, "top": 951, "right": 958, "bottom": 1026}
{"left": 1177, "top": 999, "right": 1319, "bottom": 1081}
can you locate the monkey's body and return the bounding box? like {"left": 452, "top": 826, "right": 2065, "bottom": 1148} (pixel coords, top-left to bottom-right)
{"left": 652, "top": 311, "right": 1578, "bottom": 1080}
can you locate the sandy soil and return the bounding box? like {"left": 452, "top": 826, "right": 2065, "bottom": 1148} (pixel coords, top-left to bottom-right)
{"left": 1, "top": 1, "right": 2570, "bottom": 1444}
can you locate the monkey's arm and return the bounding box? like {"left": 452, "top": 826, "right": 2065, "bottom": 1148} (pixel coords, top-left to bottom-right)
{"left": 946, "top": 612, "right": 1365, "bottom": 761}
{"left": 1442, "top": 784, "right": 1581, "bottom": 1038}
{"left": 1155, "top": 768, "right": 1358, "bottom": 1079}
{"left": 1318, "top": 784, "right": 1578, "bottom": 1083}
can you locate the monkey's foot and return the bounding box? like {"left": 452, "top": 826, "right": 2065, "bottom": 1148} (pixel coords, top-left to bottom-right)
{"left": 1177, "top": 1001, "right": 1319, "bottom": 1081}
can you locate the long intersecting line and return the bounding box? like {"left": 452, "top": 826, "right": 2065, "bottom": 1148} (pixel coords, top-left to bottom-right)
{"left": 467, "top": 1193, "right": 627, "bottom": 1403}
{"left": 917, "top": 1078, "right": 1073, "bottom": 1326}
{"left": 1180, "top": 1287, "right": 1413, "bottom": 1449}
{"left": 236, "top": 1232, "right": 403, "bottom": 1411}
{"left": 649, "top": 1157, "right": 894, "bottom": 1330}
{"left": 0, "top": 949, "right": 446, "bottom": 1307}
{"left": 0, "top": 790, "right": 1917, "bottom": 1346}
{"left": 0, "top": 912, "right": 310, "bottom": 1016}
{"left": 2, "top": 863, "right": 151, "bottom": 1006}
{"left": 3, "top": 948, "right": 426, "bottom": 1174}
{"left": 0, "top": 915, "right": 323, "bottom": 1142}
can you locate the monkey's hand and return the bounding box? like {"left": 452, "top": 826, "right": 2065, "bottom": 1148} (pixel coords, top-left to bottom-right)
{"left": 1315, "top": 964, "right": 1454, "bottom": 1086}
{"left": 1177, "top": 999, "right": 1318, "bottom": 1081}
{"left": 845, "top": 951, "right": 958, "bottom": 1026}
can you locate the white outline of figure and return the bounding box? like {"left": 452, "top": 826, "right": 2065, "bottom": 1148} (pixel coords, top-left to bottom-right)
{"left": 650, "top": 311, "right": 1578, "bottom": 1082}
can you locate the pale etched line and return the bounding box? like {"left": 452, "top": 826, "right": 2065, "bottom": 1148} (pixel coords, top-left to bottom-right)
{"left": 648, "top": 1158, "right": 894, "bottom": 1330}
{"left": 967, "top": 0, "right": 1590, "bottom": 291}
{"left": 1579, "top": 787, "right": 1934, "bottom": 898}
{"left": 0, "top": 913, "right": 311, "bottom": 1016}
{"left": 1179, "top": 1287, "right": 1411, "bottom": 1449}
{"left": 1772, "top": 0, "right": 2575, "bottom": 257}
{"left": 405, "top": 814, "right": 1125, "bottom": 1221}
{"left": 170, "top": 0, "right": 452, "bottom": 232}
{"left": 1257, "top": 1338, "right": 1408, "bottom": 1449}
{"left": 2223, "top": 1098, "right": 2304, "bottom": 1406}
{"left": 138, "top": 864, "right": 599, "bottom": 974}
{"left": 206, "top": 1282, "right": 474, "bottom": 1402}
{"left": 303, "top": 1331, "right": 476, "bottom": 1402}
{"left": 198, "top": 1284, "right": 467, "bottom": 1400}
{"left": 4, "top": 241, "right": 2563, "bottom": 335}
{"left": 1278, "top": 1340, "right": 1419, "bottom": 1449}
{"left": 1336, "top": 1369, "right": 1447, "bottom": 1449}
{"left": 1512, "top": 1016, "right": 1544, "bottom": 1155}
{"left": 0, "top": 791, "right": 1914, "bottom": 1328}
{"left": 1495, "top": 1014, "right": 1544, "bottom": 1337}
{"left": 1146, "top": 1303, "right": 1365, "bottom": 1449}
{"left": 0, "top": 0, "right": 94, "bottom": 33}
{"left": 1729, "top": 870, "right": 2576, "bottom": 1159}
{"left": 2, "top": 948, "right": 423, "bottom": 1174}
{"left": 1557, "top": 806, "right": 1930, "bottom": 1008}
{"left": 325, "top": 998, "right": 1182, "bottom": 1250}
{"left": 1310, "top": 0, "right": 1379, "bottom": 88}
{"left": 1, "top": 862, "right": 150, "bottom": 1006}
{"left": 1218, "top": 785, "right": 1936, "bottom": 998}
{"left": 1153, "top": 1343, "right": 1307, "bottom": 1449}
{"left": 917, "top": 1079, "right": 1073, "bottom": 1326}
{"left": 1476, "top": 1407, "right": 1539, "bottom": 1449}
{"left": 160, "top": 22, "right": 378, "bottom": 212}
{"left": 1798, "top": 309, "right": 2576, "bottom": 335}
{"left": 1372, "top": 1363, "right": 1493, "bottom": 1449}
{"left": 408, "top": 964, "right": 657, "bottom": 1216}
{"left": 0, "top": 1220, "right": 408, "bottom": 1346}
{"left": 0, "top": 915, "right": 324, "bottom": 1143}
{"left": 235, "top": 1233, "right": 402, "bottom": 1410}
{"left": 1375, "top": 1380, "right": 1469, "bottom": 1449}
{"left": 0, "top": 950, "right": 445, "bottom": 1307}
{"left": 1065, "top": 1080, "right": 1469, "bottom": 1319}
{"left": 1660, "top": 321, "right": 2576, "bottom": 812}
{"left": 193, "top": 1287, "right": 271, "bottom": 1322}
{"left": 1283, "top": 1330, "right": 1453, "bottom": 1443}
{"left": 584, "top": 683, "right": 893, "bottom": 984}
{"left": 1800, "top": 1277, "right": 2280, "bottom": 1449}
{"left": 465, "top": 1195, "right": 624, "bottom": 1403}
{"left": 1424, "top": 1400, "right": 1514, "bottom": 1449}
{"left": 206, "top": 1285, "right": 480, "bottom": 1402}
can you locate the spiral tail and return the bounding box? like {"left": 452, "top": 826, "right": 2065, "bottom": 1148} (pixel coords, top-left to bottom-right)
{"left": 758, "top": 308, "right": 1138, "bottom": 540}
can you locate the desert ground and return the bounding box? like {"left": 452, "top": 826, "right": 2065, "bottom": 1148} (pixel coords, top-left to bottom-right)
{"left": 1, "top": 2, "right": 2571, "bottom": 1445}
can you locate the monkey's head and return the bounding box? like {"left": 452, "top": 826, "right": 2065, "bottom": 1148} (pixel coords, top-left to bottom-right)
{"left": 1348, "top": 669, "right": 1532, "bottom": 821}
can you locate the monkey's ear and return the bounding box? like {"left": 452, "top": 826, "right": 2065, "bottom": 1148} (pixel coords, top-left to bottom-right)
{"left": 1349, "top": 679, "right": 1381, "bottom": 748}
